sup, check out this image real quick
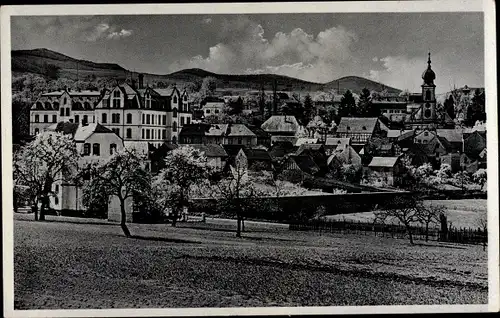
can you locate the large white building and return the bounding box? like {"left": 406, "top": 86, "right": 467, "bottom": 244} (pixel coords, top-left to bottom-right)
{"left": 30, "top": 81, "right": 192, "bottom": 149}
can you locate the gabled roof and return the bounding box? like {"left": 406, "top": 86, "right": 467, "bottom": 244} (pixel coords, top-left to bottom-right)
{"left": 189, "top": 144, "right": 228, "bottom": 158}
{"left": 295, "top": 138, "right": 318, "bottom": 147}
{"left": 436, "top": 136, "right": 454, "bottom": 153}
{"left": 247, "top": 125, "right": 270, "bottom": 138}
{"left": 206, "top": 124, "right": 227, "bottom": 136}
{"left": 271, "top": 135, "right": 298, "bottom": 145}
{"left": 179, "top": 123, "right": 211, "bottom": 137}
{"left": 325, "top": 137, "right": 350, "bottom": 147}
{"left": 269, "top": 141, "right": 296, "bottom": 159}
{"left": 42, "top": 90, "right": 101, "bottom": 97}
{"left": 290, "top": 155, "right": 320, "bottom": 175}
{"left": 261, "top": 115, "right": 300, "bottom": 134}
{"left": 223, "top": 144, "right": 247, "bottom": 157}
{"left": 241, "top": 148, "right": 272, "bottom": 161}
{"left": 152, "top": 87, "right": 178, "bottom": 97}
{"left": 73, "top": 123, "right": 115, "bottom": 142}
{"left": 368, "top": 157, "right": 400, "bottom": 168}
{"left": 226, "top": 124, "right": 256, "bottom": 137}
{"left": 336, "top": 117, "right": 379, "bottom": 134}
{"left": 436, "top": 129, "right": 463, "bottom": 143}
{"left": 295, "top": 144, "right": 324, "bottom": 156}
{"left": 387, "top": 129, "right": 413, "bottom": 139}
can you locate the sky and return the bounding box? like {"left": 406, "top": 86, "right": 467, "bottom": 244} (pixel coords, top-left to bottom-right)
{"left": 11, "top": 13, "right": 484, "bottom": 93}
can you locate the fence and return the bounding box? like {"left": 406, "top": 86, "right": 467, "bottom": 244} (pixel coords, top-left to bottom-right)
{"left": 289, "top": 219, "right": 488, "bottom": 246}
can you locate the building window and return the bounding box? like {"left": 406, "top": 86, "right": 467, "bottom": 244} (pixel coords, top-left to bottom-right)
{"left": 54, "top": 197, "right": 59, "bottom": 205}
{"left": 206, "top": 109, "right": 210, "bottom": 114}
{"left": 43, "top": 114, "right": 48, "bottom": 123}
{"left": 238, "top": 137, "right": 242, "bottom": 144}
{"left": 142, "top": 129, "right": 145, "bottom": 139}
{"left": 112, "top": 90, "right": 121, "bottom": 108}
{"left": 425, "top": 90, "right": 431, "bottom": 100}
{"left": 215, "top": 109, "right": 219, "bottom": 114}
{"left": 110, "top": 143, "right": 117, "bottom": 155}
{"left": 55, "top": 184, "right": 59, "bottom": 193}
{"left": 112, "top": 113, "right": 120, "bottom": 124}
{"left": 146, "top": 114, "right": 150, "bottom": 124}
{"left": 173, "top": 121, "right": 177, "bottom": 132}
{"left": 181, "top": 117, "right": 185, "bottom": 126}
{"left": 126, "top": 128, "right": 132, "bottom": 139}
{"left": 63, "top": 97, "right": 67, "bottom": 105}
{"left": 52, "top": 115, "right": 57, "bottom": 123}
{"left": 173, "top": 96, "right": 178, "bottom": 104}
{"left": 112, "top": 128, "right": 120, "bottom": 136}
{"left": 146, "top": 129, "right": 150, "bottom": 139}
{"left": 162, "top": 115, "right": 166, "bottom": 125}
{"left": 60, "top": 108, "right": 64, "bottom": 116}
{"left": 83, "top": 143, "right": 91, "bottom": 156}
{"left": 102, "top": 113, "right": 107, "bottom": 123}
{"left": 187, "top": 117, "right": 191, "bottom": 125}
{"left": 75, "top": 115, "right": 80, "bottom": 123}
{"left": 424, "top": 131, "right": 429, "bottom": 136}
{"left": 34, "top": 128, "right": 39, "bottom": 135}
{"left": 65, "top": 108, "right": 70, "bottom": 116}
{"left": 83, "top": 115, "right": 88, "bottom": 124}
{"left": 228, "top": 138, "right": 233, "bottom": 145}
{"left": 34, "top": 115, "right": 39, "bottom": 123}
{"left": 173, "top": 108, "right": 178, "bottom": 118}
{"left": 246, "top": 138, "right": 251, "bottom": 146}
{"left": 92, "top": 143, "right": 100, "bottom": 156}
{"left": 162, "top": 129, "right": 166, "bottom": 139}
{"left": 172, "top": 136, "right": 177, "bottom": 144}
{"left": 145, "top": 94, "right": 151, "bottom": 108}
{"left": 126, "top": 113, "right": 132, "bottom": 124}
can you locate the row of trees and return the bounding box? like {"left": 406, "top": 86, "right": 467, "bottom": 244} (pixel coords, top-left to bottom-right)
{"left": 14, "top": 132, "right": 307, "bottom": 238}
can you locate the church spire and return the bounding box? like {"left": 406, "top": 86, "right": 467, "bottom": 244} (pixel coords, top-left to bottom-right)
{"left": 427, "top": 51, "right": 431, "bottom": 67}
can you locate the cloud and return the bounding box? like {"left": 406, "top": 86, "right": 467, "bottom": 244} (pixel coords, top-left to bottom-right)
{"left": 107, "top": 29, "right": 133, "bottom": 40}
{"left": 84, "top": 23, "right": 111, "bottom": 41}
{"left": 372, "top": 57, "right": 379, "bottom": 62}
{"left": 169, "top": 17, "right": 358, "bottom": 83}
{"left": 202, "top": 18, "right": 212, "bottom": 24}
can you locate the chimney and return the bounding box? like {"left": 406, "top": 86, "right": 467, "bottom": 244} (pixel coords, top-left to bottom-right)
{"left": 138, "top": 74, "right": 144, "bottom": 89}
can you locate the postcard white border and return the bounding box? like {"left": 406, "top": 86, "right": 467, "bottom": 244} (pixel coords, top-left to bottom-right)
{"left": 1, "top": 1, "right": 497, "bottom": 317}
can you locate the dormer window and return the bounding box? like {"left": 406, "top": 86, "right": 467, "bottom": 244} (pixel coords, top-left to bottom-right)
{"left": 362, "top": 126, "right": 366, "bottom": 130}
{"left": 112, "top": 90, "right": 121, "bottom": 108}
{"left": 145, "top": 94, "right": 151, "bottom": 109}
{"left": 173, "top": 96, "right": 178, "bottom": 104}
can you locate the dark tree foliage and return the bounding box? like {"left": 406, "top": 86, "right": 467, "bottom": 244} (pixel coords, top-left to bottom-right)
{"left": 227, "top": 97, "right": 244, "bottom": 115}
{"left": 339, "top": 90, "right": 356, "bottom": 117}
{"left": 357, "top": 88, "right": 376, "bottom": 116}
{"left": 444, "top": 95, "right": 455, "bottom": 119}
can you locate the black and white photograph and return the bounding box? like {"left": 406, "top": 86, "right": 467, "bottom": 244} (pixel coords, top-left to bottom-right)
{"left": 1, "top": 1, "right": 498, "bottom": 316}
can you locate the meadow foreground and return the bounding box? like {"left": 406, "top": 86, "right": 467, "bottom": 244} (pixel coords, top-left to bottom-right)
{"left": 14, "top": 215, "right": 487, "bottom": 309}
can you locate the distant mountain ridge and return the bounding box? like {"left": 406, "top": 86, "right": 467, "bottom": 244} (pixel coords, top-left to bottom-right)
{"left": 12, "top": 48, "right": 402, "bottom": 94}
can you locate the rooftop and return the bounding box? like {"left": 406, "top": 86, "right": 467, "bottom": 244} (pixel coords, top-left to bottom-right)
{"left": 188, "top": 144, "right": 228, "bottom": 158}
{"left": 261, "top": 115, "right": 300, "bottom": 134}
{"left": 368, "top": 157, "right": 400, "bottom": 167}
{"left": 336, "top": 117, "right": 379, "bottom": 133}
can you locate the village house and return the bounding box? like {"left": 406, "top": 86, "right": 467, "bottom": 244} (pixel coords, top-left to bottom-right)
{"left": 188, "top": 144, "right": 228, "bottom": 171}
{"left": 367, "top": 156, "right": 403, "bottom": 186}
{"left": 335, "top": 117, "right": 388, "bottom": 151}
{"left": 261, "top": 115, "right": 301, "bottom": 137}
{"left": 327, "top": 143, "right": 362, "bottom": 170}
{"left": 201, "top": 97, "right": 225, "bottom": 118}
{"left": 324, "top": 137, "right": 351, "bottom": 156}
{"left": 235, "top": 148, "right": 274, "bottom": 172}
{"left": 42, "top": 122, "right": 125, "bottom": 216}
{"left": 178, "top": 123, "right": 257, "bottom": 146}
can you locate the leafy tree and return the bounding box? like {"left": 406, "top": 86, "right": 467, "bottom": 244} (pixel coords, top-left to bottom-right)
{"left": 152, "top": 146, "right": 213, "bottom": 227}
{"left": 302, "top": 94, "right": 314, "bottom": 126}
{"left": 339, "top": 90, "right": 356, "bottom": 117}
{"left": 340, "top": 164, "right": 363, "bottom": 183}
{"left": 436, "top": 163, "right": 452, "bottom": 180}
{"left": 357, "top": 88, "right": 375, "bottom": 116}
{"left": 42, "top": 63, "right": 60, "bottom": 79}
{"left": 227, "top": 96, "right": 244, "bottom": 115}
{"left": 200, "top": 76, "right": 217, "bottom": 97}
{"left": 82, "top": 148, "right": 150, "bottom": 237}
{"left": 473, "top": 168, "right": 487, "bottom": 189}
{"left": 444, "top": 95, "right": 455, "bottom": 119}
{"left": 375, "top": 196, "right": 421, "bottom": 244}
{"left": 14, "top": 132, "right": 79, "bottom": 221}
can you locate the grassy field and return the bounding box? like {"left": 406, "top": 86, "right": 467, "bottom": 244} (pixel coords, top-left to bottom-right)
{"left": 14, "top": 214, "right": 487, "bottom": 309}
{"left": 325, "top": 199, "right": 487, "bottom": 229}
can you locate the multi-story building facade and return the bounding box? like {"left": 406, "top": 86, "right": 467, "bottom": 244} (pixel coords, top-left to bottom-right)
{"left": 30, "top": 88, "right": 101, "bottom": 135}
{"left": 30, "top": 80, "right": 192, "bottom": 149}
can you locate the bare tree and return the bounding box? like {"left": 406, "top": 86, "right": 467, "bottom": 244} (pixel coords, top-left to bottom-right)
{"left": 82, "top": 148, "right": 150, "bottom": 237}
{"left": 417, "top": 202, "right": 446, "bottom": 242}
{"left": 375, "top": 196, "right": 421, "bottom": 244}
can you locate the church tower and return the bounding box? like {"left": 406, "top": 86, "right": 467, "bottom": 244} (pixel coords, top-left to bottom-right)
{"left": 421, "top": 52, "right": 437, "bottom": 122}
